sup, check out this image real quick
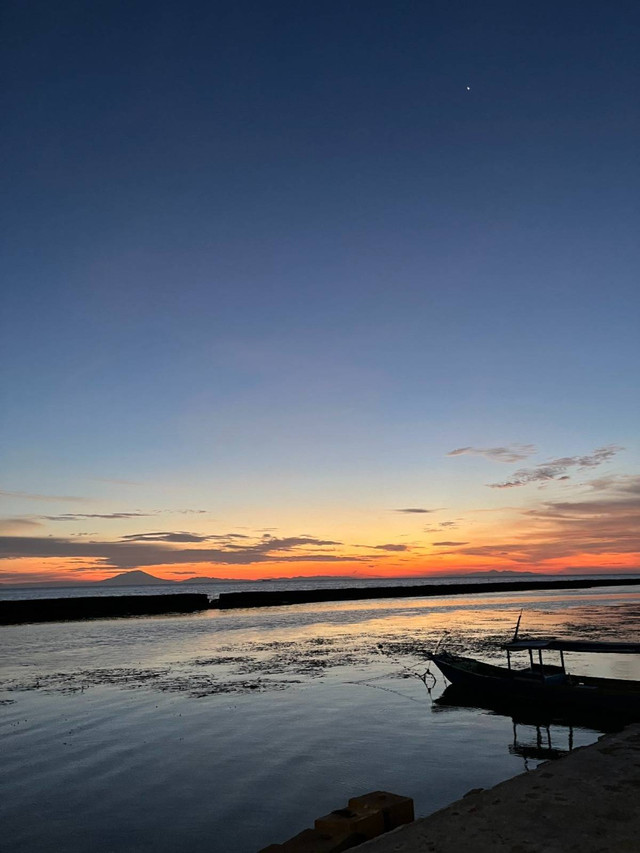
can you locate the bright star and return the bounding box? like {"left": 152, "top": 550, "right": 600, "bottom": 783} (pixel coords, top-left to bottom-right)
{"left": 466, "top": 86, "right": 471, "bottom": 91}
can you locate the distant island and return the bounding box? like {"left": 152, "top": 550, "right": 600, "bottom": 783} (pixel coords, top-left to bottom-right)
{"left": 96, "top": 570, "right": 174, "bottom": 586}
{"left": 3, "top": 567, "right": 633, "bottom": 590}
{"left": 79, "top": 568, "right": 542, "bottom": 586}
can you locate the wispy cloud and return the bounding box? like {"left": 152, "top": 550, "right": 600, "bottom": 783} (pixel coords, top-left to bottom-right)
{"left": 206, "top": 533, "right": 251, "bottom": 541}
{"left": 583, "top": 474, "right": 640, "bottom": 495}
{"left": 424, "top": 520, "right": 459, "bottom": 532}
{"left": 41, "top": 510, "right": 208, "bottom": 521}
{"left": 432, "top": 541, "right": 468, "bottom": 546}
{"left": 447, "top": 444, "right": 537, "bottom": 463}
{"left": 439, "top": 474, "right": 640, "bottom": 564}
{"left": 393, "top": 507, "right": 438, "bottom": 514}
{"left": 120, "top": 531, "right": 264, "bottom": 544}
{"left": 487, "top": 445, "right": 623, "bottom": 489}
{"left": 373, "top": 544, "right": 409, "bottom": 552}
{"left": 0, "top": 533, "right": 347, "bottom": 569}
{"left": 257, "top": 536, "right": 342, "bottom": 550}
{"left": 42, "top": 512, "right": 156, "bottom": 521}
{"left": 120, "top": 531, "right": 210, "bottom": 543}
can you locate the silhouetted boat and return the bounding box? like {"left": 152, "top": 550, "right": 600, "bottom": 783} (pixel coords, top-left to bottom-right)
{"left": 428, "top": 639, "right": 640, "bottom": 715}
{"left": 434, "top": 682, "right": 635, "bottom": 732}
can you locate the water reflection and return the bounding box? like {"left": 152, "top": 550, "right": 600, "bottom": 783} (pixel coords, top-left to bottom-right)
{"left": 433, "top": 682, "right": 638, "bottom": 769}
{"left": 508, "top": 721, "right": 573, "bottom": 764}
{"left": 1, "top": 590, "right": 638, "bottom": 853}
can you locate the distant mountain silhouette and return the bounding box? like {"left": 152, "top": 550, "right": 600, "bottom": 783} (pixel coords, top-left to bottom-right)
{"left": 177, "top": 574, "right": 370, "bottom": 583}
{"left": 96, "top": 570, "right": 174, "bottom": 586}
{"left": 461, "top": 569, "right": 538, "bottom": 577}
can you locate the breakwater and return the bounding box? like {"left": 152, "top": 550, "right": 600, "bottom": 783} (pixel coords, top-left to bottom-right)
{"left": 0, "top": 593, "right": 210, "bottom": 625}
{"left": 213, "top": 577, "right": 640, "bottom": 609}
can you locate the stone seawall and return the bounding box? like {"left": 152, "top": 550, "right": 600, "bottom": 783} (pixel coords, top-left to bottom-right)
{"left": 0, "top": 593, "right": 210, "bottom": 625}
{"left": 359, "top": 723, "right": 640, "bottom": 853}
{"left": 213, "top": 577, "right": 640, "bottom": 609}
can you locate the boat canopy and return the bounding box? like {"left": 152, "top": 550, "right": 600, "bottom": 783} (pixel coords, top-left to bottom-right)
{"left": 504, "top": 639, "right": 640, "bottom": 654}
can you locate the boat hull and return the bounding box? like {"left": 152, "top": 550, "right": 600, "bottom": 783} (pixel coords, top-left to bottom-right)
{"left": 434, "top": 683, "right": 638, "bottom": 731}
{"left": 430, "top": 653, "right": 640, "bottom": 715}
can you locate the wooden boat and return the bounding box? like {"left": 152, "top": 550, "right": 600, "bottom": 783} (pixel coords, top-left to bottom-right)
{"left": 428, "top": 639, "right": 640, "bottom": 715}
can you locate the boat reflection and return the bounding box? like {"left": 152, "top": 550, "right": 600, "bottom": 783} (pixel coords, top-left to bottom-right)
{"left": 508, "top": 722, "right": 572, "bottom": 764}
{"left": 432, "top": 683, "right": 639, "bottom": 766}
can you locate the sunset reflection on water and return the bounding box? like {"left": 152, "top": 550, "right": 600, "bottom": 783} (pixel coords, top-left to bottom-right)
{"left": 1, "top": 586, "right": 638, "bottom": 853}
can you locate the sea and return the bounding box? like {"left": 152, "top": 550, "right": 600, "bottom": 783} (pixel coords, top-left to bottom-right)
{"left": 1, "top": 576, "right": 639, "bottom": 852}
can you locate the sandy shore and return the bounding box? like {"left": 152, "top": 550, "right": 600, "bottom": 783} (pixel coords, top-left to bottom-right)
{"left": 359, "top": 723, "right": 640, "bottom": 852}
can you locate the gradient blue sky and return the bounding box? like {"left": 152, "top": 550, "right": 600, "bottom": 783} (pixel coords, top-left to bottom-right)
{"left": 2, "top": 1, "right": 639, "bottom": 581}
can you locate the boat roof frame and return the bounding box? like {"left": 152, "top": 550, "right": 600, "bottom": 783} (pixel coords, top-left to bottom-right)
{"left": 504, "top": 639, "right": 640, "bottom": 654}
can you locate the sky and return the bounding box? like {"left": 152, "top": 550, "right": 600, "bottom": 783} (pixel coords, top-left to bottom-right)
{"left": 1, "top": 1, "right": 639, "bottom": 584}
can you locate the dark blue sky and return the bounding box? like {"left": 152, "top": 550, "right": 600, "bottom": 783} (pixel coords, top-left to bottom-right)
{"left": 1, "top": 2, "right": 639, "bottom": 580}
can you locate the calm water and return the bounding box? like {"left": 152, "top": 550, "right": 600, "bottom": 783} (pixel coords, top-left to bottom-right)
{"left": 2, "top": 572, "right": 638, "bottom": 600}
{"left": 1, "top": 586, "right": 639, "bottom": 852}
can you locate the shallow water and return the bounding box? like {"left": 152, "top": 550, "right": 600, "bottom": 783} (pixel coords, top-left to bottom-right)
{"left": 2, "top": 572, "right": 637, "bottom": 601}
{"left": 1, "top": 587, "right": 639, "bottom": 852}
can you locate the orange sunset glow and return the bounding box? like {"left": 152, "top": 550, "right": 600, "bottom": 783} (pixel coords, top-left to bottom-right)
{"left": 2, "top": 461, "right": 638, "bottom": 586}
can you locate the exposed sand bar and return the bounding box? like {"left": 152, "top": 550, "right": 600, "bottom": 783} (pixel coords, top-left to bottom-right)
{"left": 213, "top": 577, "right": 640, "bottom": 609}
{"left": 360, "top": 723, "right": 640, "bottom": 853}
{"left": 0, "top": 593, "right": 209, "bottom": 625}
